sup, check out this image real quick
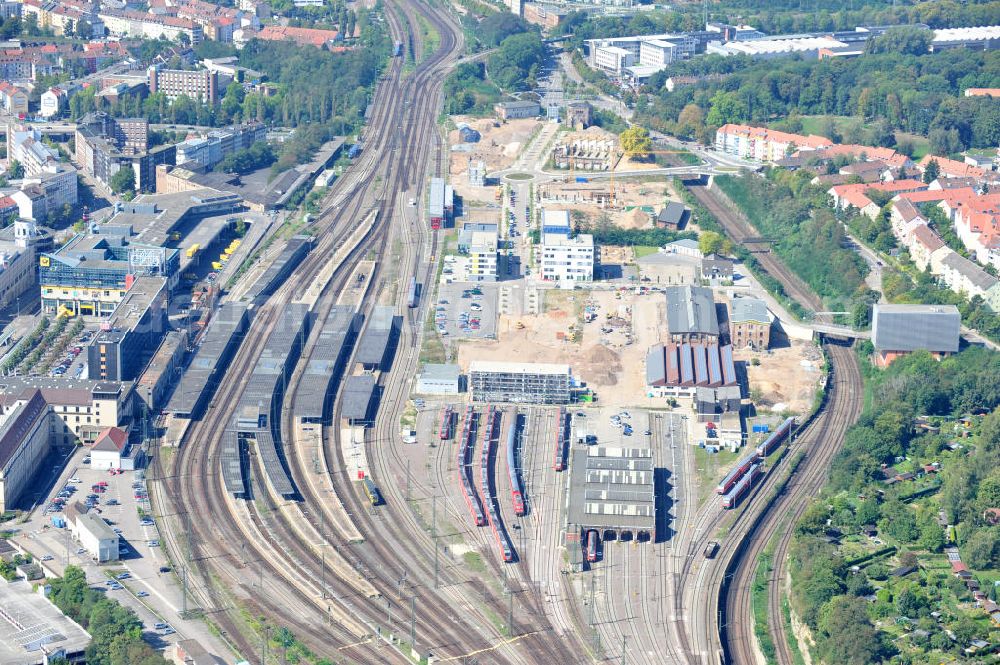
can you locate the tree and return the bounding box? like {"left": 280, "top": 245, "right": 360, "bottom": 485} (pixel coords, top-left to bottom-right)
{"left": 7, "top": 160, "right": 24, "bottom": 179}
{"left": 962, "top": 528, "right": 1000, "bottom": 569}
{"left": 619, "top": 126, "right": 652, "bottom": 157}
{"left": 675, "top": 104, "right": 704, "bottom": 139}
{"left": 698, "top": 230, "right": 733, "bottom": 257}
{"left": 109, "top": 167, "right": 135, "bottom": 195}
{"left": 923, "top": 158, "right": 940, "bottom": 184}
{"left": 816, "top": 596, "right": 884, "bottom": 665}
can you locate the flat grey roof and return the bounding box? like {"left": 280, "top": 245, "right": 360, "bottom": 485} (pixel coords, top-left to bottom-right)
{"left": 0, "top": 581, "right": 92, "bottom": 665}
{"left": 356, "top": 306, "right": 398, "bottom": 367}
{"left": 665, "top": 285, "right": 718, "bottom": 336}
{"left": 419, "top": 363, "right": 460, "bottom": 382}
{"left": 294, "top": 306, "right": 359, "bottom": 421}
{"left": 168, "top": 302, "right": 248, "bottom": 416}
{"left": 872, "top": 303, "right": 960, "bottom": 353}
{"left": 342, "top": 375, "right": 376, "bottom": 421}
{"left": 220, "top": 429, "right": 246, "bottom": 497}
{"left": 567, "top": 446, "right": 655, "bottom": 533}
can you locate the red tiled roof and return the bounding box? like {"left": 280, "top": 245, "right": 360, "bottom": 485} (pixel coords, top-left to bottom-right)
{"left": 256, "top": 25, "right": 341, "bottom": 47}
{"left": 919, "top": 154, "right": 986, "bottom": 179}
{"left": 966, "top": 88, "right": 1000, "bottom": 97}
{"left": 92, "top": 426, "right": 127, "bottom": 452}
{"left": 717, "top": 123, "right": 834, "bottom": 150}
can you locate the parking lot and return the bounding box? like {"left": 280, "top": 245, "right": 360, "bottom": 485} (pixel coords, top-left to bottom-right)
{"left": 570, "top": 406, "right": 657, "bottom": 449}
{"left": 11, "top": 445, "right": 217, "bottom": 652}
{"left": 433, "top": 281, "right": 499, "bottom": 340}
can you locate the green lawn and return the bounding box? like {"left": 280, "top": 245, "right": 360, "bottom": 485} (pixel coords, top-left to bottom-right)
{"left": 633, "top": 245, "right": 660, "bottom": 259}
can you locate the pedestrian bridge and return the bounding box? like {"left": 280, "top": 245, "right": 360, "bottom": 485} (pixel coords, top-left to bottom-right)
{"left": 812, "top": 323, "right": 870, "bottom": 340}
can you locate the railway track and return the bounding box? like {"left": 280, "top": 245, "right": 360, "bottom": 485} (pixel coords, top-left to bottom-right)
{"left": 148, "top": 2, "right": 480, "bottom": 660}
{"left": 721, "top": 342, "right": 862, "bottom": 665}
{"left": 669, "top": 174, "right": 865, "bottom": 664}
{"left": 685, "top": 182, "right": 824, "bottom": 318}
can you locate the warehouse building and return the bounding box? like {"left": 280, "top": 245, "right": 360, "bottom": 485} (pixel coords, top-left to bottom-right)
{"left": 664, "top": 285, "right": 719, "bottom": 343}
{"left": 494, "top": 101, "right": 540, "bottom": 121}
{"left": 645, "top": 342, "right": 739, "bottom": 398}
{"left": 567, "top": 446, "right": 655, "bottom": 543}
{"left": 415, "top": 363, "right": 461, "bottom": 395}
{"left": 72, "top": 512, "right": 119, "bottom": 562}
{"left": 0, "top": 581, "right": 92, "bottom": 665}
{"left": 469, "top": 361, "right": 571, "bottom": 404}
{"left": 871, "top": 303, "right": 961, "bottom": 367}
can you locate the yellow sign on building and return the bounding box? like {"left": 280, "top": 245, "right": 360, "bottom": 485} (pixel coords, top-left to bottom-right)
{"left": 39, "top": 256, "right": 50, "bottom": 267}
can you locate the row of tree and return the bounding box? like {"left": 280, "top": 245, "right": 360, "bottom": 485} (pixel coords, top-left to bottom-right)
{"left": 48, "top": 566, "right": 169, "bottom": 665}
{"left": 713, "top": 170, "right": 869, "bottom": 306}
{"left": 637, "top": 41, "right": 1000, "bottom": 154}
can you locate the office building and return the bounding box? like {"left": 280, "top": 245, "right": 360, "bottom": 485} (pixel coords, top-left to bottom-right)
{"left": 540, "top": 212, "right": 594, "bottom": 283}
{"left": 39, "top": 228, "right": 179, "bottom": 317}
{"left": 0, "top": 379, "right": 131, "bottom": 510}
{"left": 147, "top": 65, "right": 218, "bottom": 103}
{"left": 469, "top": 360, "right": 572, "bottom": 404}
{"left": 467, "top": 229, "right": 498, "bottom": 281}
{"left": 175, "top": 123, "right": 266, "bottom": 169}
{"left": 87, "top": 277, "right": 168, "bottom": 381}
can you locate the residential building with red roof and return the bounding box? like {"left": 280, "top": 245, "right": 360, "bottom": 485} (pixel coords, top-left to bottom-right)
{"left": 918, "top": 154, "right": 987, "bottom": 179}
{"left": 255, "top": 25, "right": 343, "bottom": 48}
{"left": 715, "top": 123, "right": 834, "bottom": 162}
{"left": 907, "top": 223, "right": 948, "bottom": 272}
{"left": 965, "top": 88, "right": 1000, "bottom": 98}
{"left": 0, "top": 81, "right": 28, "bottom": 116}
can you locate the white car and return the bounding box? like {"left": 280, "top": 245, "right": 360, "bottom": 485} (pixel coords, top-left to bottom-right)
{"left": 69, "top": 477, "right": 81, "bottom": 483}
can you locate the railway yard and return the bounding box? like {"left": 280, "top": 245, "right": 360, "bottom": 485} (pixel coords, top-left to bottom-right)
{"left": 0, "top": 2, "right": 870, "bottom": 664}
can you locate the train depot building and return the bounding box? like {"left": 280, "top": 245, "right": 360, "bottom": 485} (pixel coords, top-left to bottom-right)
{"left": 566, "top": 445, "right": 655, "bottom": 552}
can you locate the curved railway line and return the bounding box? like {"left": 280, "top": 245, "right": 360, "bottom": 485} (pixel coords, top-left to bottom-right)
{"left": 671, "top": 178, "right": 865, "bottom": 664}
{"left": 720, "top": 342, "right": 862, "bottom": 665}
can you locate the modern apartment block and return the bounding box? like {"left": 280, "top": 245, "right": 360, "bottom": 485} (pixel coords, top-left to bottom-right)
{"left": 469, "top": 361, "right": 572, "bottom": 404}
{"left": 540, "top": 212, "right": 594, "bottom": 283}
{"left": 147, "top": 65, "right": 219, "bottom": 103}
{"left": 176, "top": 123, "right": 266, "bottom": 169}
